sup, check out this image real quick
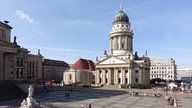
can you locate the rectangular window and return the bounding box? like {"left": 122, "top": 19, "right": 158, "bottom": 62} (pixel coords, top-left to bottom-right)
{"left": 0, "top": 29, "right": 6, "bottom": 40}
{"left": 135, "top": 78, "right": 138, "bottom": 83}
{"left": 118, "top": 78, "right": 121, "bottom": 84}
{"left": 135, "top": 70, "right": 138, "bottom": 73}
{"left": 125, "top": 78, "right": 128, "bottom": 84}
{"left": 32, "top": 62, "right": 34, "bottom": 68}
{"left": 20, "top": 59, "right": 23, "bottom": 66}
{"left": 121, "top": 43, "right": 124, "bottom": 49}
{"left": 69, "top": 74, "right": 72, "bottom": 80}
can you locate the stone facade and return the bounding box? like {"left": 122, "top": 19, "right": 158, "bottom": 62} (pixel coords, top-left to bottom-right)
{"left": 0, "top": 21, "right": 43, "bottom": 81}
{"left": 43, "top": 58, "right": 69, "bottom": 82}
{"left": 150, "top": 58, "right": 177, "bottom": 81}
{"left": 95, "top": 5, "right": 150, "bottom": 85}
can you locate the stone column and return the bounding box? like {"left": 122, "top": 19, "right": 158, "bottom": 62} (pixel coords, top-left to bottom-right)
{"left": 121, "top": 68, "right": 124, "bottom": 85}
{"left": 116, "top": 37, "right": 118, "bottom": 50}
{"left": 118, "top": 36, "right": 121, "bottom": 50}
{"left": 114, "top": 37, "right": 117, "bottom": 50}
{"left": 130, "top": 38, "right": 133, "bottom": 51}
{"left": 98, "top": 70, "right": 101, "bottom": 84}
{"left": 114, "top": 69, "right": 117, "bottom": 84}
{"left": 125, "top": 36, "right": 128, "bottom": 50}
{"left": 102, "top": 70, "right": 105, "bottom": 84}
{"left": 108, "top": 69, "right": 111, "bottom": 84}
{"left": 95, "top": 70, "right": 98, "bottom": 84}
{"left": 128, "top": 37, "right": 131, "bottom": 51}
{"left": 129, "top": 68, "right": 131, "bottom": 84}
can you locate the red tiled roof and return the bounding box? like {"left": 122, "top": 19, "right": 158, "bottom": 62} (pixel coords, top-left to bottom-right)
{"left": 43, "top": 59, "right": 69, "bottom": 67}
{"left": 72, "top": 58, "right": 95, "bottom": 71}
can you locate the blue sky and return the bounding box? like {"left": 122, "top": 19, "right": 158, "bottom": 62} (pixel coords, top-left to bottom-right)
{"left": 1, "top": 0, "right": 192, "bottom": 68}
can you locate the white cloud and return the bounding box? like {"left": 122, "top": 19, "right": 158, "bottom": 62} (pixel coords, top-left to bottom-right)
{"left": 16, "top": 10, "right": 34, "bottom": 23}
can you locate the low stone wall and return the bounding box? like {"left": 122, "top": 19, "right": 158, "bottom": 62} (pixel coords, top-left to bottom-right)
{"left": 15, "top": 83, "right": 30, "bottom": 94}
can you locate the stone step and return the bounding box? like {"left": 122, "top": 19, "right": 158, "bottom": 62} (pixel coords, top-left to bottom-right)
{"left": 0, "top": 81, "right": 27, "bottom": 102}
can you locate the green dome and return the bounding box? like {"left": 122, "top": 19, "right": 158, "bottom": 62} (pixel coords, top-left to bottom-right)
{"left": 113, "top": 10, "right": 129, "bottom": 24}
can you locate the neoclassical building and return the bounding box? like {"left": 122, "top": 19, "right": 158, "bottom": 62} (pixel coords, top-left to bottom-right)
{"left": 0, "top": 21, "right": 43, "bottom": 81}
{"left": 95, "top": 5, "right": 151, "bottom": 85}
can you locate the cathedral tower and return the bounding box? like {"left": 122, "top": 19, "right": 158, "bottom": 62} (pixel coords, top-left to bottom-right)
{"left": 110, "top": 4, "right": 134, "bottom": 56}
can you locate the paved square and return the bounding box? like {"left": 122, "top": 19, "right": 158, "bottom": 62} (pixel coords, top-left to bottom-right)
{"left": 0, "top": 87, "right": 192, "bottom": 108}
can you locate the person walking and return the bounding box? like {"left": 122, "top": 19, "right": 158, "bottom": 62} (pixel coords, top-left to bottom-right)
{"left": 89, "top": 104, "right": 91, "bottom": 108}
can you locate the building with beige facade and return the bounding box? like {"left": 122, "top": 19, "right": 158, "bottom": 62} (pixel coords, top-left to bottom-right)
{"left": 0, "top": 21, "right": 43, "bottom": 81}
{"left": 150, "top": 58, "right": 177, "bottom": 81}
{"left": 63, "top": 58, "right": 95, "bottom": 86}
{"left": 43, "top": 58, "right": 69, "bottom": 82}
{"left": 95, "top": 5, "right": 151, "bottom": 86}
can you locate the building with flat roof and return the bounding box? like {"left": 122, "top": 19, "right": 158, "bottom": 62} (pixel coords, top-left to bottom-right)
{"left": 150, "top": 58, "right": 177, "bottom": 81}
{"left": 43, "top": 58, "right": 69, "bottom": 82}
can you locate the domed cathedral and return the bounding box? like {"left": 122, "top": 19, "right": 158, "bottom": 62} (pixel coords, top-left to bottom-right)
{"left": 95, "top": 4, "right": 151, "bottom": 86}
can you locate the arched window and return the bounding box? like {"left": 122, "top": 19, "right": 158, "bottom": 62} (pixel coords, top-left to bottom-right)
{"left": 69, "top": 74, "right": 72, "bottom": 80}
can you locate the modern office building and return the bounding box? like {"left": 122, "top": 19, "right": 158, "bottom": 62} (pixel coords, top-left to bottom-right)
{"left": 95, "top": 5, "right": 151, "bottom": 85}
{"left": 63, "top": 58, "right": 95, "bottom": 86}
{"left": 0, "top": 21, "right": 43, "bottom": 81}
{"left": 43, "top": 58, "right": 69, "bottom": 82}
{"left": 150, "top": 58, "right": 177, "bottom": 81}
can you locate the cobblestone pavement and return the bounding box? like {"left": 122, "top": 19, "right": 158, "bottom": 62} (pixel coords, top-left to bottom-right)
{"left": 0, "top": 87, "right": 192, "bottom": 108}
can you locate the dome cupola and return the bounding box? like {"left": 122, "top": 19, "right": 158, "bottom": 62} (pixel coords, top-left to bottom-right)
{"left": 113, "top": 4, "right": 129, "bottom": 24}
